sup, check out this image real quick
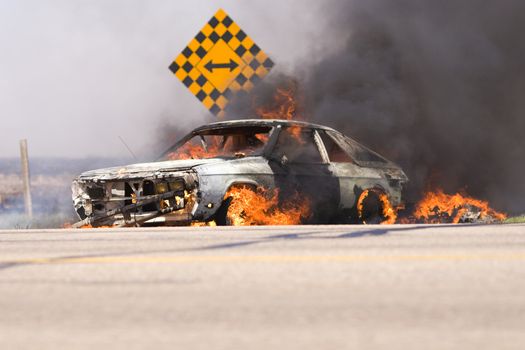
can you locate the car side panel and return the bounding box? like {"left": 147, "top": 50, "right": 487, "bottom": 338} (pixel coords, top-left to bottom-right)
{"left": 192, "top": 157, "right": 277, "bottom": 220}
{"left": 329, "top": 162, "right": 397, "bottom": 210}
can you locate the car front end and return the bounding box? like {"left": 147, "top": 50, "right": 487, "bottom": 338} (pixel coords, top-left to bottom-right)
{"left": 71, "top": 161, "right": 201, "bottom": 227}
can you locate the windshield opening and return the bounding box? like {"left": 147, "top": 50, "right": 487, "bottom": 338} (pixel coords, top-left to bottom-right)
{"left": 163, "top": 126, "right": 272, "bottom": 160}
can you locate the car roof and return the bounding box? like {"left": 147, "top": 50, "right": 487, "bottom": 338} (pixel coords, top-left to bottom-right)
{"left": 192, "top": 119, "right": 337, "bottom": 133}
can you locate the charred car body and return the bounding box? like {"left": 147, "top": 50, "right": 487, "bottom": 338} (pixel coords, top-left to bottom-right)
{"left": 72, "top": 119, "right": 408, "bottom": 227}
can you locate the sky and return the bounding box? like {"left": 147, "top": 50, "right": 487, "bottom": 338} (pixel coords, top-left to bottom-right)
{"left": 0, "top": 0, "right": 323, "bottom": 158}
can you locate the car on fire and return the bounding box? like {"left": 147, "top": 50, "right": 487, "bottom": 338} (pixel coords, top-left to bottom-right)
{"left": 71, "top": 119, "right": 408, "bottom": 227}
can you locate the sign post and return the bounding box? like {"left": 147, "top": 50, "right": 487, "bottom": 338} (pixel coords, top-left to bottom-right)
{"left": 19, "top": 139, "right": 33, "bottom": 218}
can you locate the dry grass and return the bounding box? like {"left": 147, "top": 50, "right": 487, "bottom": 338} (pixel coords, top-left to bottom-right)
{"left": 0, "top": 173, "right": 73, "bottom": 193}
{"left": 0, "top": 213, "right": 75, "bottom": 229}
{"left": 1, "top": 172, "right": 76, "bottom": 229}
{"left": 504, "top": 215, "right": 525, "bottom": 224}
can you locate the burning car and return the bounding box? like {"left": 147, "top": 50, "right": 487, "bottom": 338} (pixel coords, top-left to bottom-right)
{"left": 71, "top": 119, "right": 408, "bottom": 227}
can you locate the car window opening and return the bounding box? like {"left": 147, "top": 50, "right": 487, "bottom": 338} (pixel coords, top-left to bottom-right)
{"left": 164, "top": 126, "right": 272, "bottom": 160}
{"left": 272, "top": 127, "right": 324, "bottom": 164}
{"left": 327, "top": 130, "right": 388, "bottom": 165}
{"left": 319, "top": 131, "right": 354, "bottom": 163}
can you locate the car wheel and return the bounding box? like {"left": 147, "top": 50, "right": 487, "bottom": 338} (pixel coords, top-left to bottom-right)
{"left": 214, "top": 196, "right": 233, "bottom": 226}
{"left": 215, "top": 184, "right": 257, "bottom": 226}
{"left": 357, "top": 189, "right": 387, "bottom": 224}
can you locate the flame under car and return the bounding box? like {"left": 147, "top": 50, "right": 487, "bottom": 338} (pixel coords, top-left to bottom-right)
{"left": 71, "top": 119, "right": 408, "bottom": 227}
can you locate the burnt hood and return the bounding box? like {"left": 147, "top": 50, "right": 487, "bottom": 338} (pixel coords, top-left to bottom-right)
{"left": 76, "top": 158, "right": 225, "bottom": 181}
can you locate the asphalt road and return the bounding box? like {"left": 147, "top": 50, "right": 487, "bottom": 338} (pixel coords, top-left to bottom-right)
{"left": 1, "top": 224, "right": 525, "bottom": 350}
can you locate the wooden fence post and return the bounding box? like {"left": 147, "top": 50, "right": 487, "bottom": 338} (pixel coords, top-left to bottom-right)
{"left": 19, "top": 139, "right": 33, "bottom": 218}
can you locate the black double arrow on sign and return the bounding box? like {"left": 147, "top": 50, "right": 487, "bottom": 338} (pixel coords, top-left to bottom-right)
{"left": 204, "top": 59, "right": 239, "bottom": 73}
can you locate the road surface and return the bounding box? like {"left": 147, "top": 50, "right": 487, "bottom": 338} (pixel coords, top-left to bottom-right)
{"left": 1, "top": 224, "right": 525, "bottom": 349}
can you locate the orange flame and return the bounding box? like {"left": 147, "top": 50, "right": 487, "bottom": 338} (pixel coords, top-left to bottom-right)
{"left": 356, "top": 189, "right": 398, "bottom": 224}
{"left": 413, "top": 189, "right": 507, "bottom": 223}
{"left": 77, "top": 224, "right": 113, "bottom": 229}
{"left": 191, "top": 220, "right": 217, "bottom": 227}
{"left": 169, "top": 138, "right": 221, "bottom": 160}
{"left": 379, "top": 192, "right": 398, "bottom": 224}
{"left": 254, "top": 83, "right": 306, "bottom": 144}
{"left": 256, "top": 83, "right": 302, "bottom": 121}
{"left": 224, "top": 185, "right": 310, "bottom": 225}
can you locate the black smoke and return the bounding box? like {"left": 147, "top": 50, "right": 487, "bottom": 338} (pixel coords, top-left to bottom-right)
{"left": 227, "top": 0, "right": 525, "bottom": 214}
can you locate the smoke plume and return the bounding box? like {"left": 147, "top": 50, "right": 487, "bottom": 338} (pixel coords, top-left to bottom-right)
{"left": 227, "top": 0, "right": 525, "bottom": 214}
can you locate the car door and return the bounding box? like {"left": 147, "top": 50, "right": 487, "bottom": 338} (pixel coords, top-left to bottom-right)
{"left": 267, "top": 125, "right": 339, "bottom": 223}
{"left": 318, "top": 130, "right": 389, "bottom": 216}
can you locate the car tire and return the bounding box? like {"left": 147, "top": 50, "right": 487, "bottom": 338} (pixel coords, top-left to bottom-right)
{"left": 215, "top": 184, "right": 258, "bottom": 226}
{"left": 214, "top": 196, "right": 233, "bottom": 226}
{"left": 357, "top": 189, "right": 386, "bottom": 224}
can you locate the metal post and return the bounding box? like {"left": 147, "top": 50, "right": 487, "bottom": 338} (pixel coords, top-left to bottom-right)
{"left": 19, "top": 139, "right": 33, "bottom": 218}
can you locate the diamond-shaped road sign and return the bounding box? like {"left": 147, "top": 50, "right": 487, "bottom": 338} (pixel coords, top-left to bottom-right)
{"left": 169, "top": 9, "right": 274, "bottom": 118}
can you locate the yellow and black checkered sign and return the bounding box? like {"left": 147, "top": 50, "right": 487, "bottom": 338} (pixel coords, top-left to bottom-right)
{"left": 169, "top": 9, "right": 274, "bottom": 118}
